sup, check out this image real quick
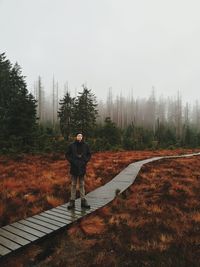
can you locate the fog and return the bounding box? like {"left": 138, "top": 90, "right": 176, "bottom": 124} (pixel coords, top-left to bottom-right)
{"left": 1, "top": 0, "right": 200, "bottom": 103}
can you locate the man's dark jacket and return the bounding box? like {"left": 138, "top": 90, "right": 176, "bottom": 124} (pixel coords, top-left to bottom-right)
{"left": 65, "top": 140, "right": 91, "bottom": 176}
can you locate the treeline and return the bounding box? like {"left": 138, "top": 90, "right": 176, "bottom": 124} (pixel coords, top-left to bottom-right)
{"left": 0, "top": 53, "right": 38, "bottom": 154}
{"left": 1, "top": 53, "right": 200, "bottom": 155}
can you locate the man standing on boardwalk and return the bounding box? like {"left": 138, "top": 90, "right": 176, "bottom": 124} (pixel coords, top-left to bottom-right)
{"left": 65, "top": 132, "right": 91, "bottom": 210}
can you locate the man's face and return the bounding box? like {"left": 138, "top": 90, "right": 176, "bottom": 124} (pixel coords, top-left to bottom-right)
{"left": 76, "top": 134, "right": 83, "bottom": 142}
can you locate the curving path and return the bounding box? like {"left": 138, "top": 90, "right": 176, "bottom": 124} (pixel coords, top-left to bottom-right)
{"left": 0, "top": 152, "right": 200, "bottom": 258}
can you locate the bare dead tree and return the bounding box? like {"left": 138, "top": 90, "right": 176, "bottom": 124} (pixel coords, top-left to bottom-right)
{"left": 33, "top": 76, "right": 45, "bottom": 124}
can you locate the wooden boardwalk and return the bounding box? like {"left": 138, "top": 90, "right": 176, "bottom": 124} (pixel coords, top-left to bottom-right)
{"left": 0, "top": 152, "right": 199, "bottom": 258}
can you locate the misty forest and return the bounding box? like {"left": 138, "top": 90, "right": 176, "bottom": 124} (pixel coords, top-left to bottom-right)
{"left": 1, "top": 52, "right": 200, "bottom": 155}
{"left": 1, "top": 0, "right": 200, "bottom": 264}
{"left": 1, "top": 51, "right": 200, "bottom": 267}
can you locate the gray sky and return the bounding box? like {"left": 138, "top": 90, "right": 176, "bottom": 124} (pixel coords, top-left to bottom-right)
{"left": 1, "top": 0, "right": 200, "bottom": 103}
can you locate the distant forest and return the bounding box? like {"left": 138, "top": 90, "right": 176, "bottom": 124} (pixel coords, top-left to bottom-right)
{"left": 1, "top": 52, "right": 200, "bottom": 154}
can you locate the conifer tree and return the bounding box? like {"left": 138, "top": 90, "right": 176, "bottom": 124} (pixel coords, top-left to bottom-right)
{"left": 73, "top": 85, "right": 98, "bottom": 137}
{"left": 58, "top": 91, "right": 74, "bottom": 140}
{"left": 102, "top": 117, "right": 121, "bottom": 146}
{"left": 0, "top": 53, "right": 38, "bottom": 152}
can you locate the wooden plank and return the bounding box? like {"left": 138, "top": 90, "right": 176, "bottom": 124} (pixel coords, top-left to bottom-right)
{"left": 86, "top": 192, "right": 111, "bottom": 198}
{"left": 58, "top": 204, "right": 96, "bottom": 214}
{"left": 74, "top": 208, "right": 93, "bottom": 214}
{"left": 44, "top": 210, "right": 74, "bottom": 222}
{"left": 74, "top": 203, "right": 108, "bottom": 210}
{"left": 77, "top": 198, "right": 108, "bottom": 204}
{"left": 41, "top": 212, "right": 71, "bottom": 224}
{"left": 58, "top": 205, "right": 83, "bottom": 215}
{"left": 90, "top": 206, "right": 104, "bottom": 211}
{"left": 45, "top": 210, "right": 74, "bottom": 224}
{"left": 0, "top": 244, "right": 11, "bottom": 256}
{"left": 86, "top": 202, "right": 108, "bottom": 208}
{"left": 108, "top": 180, "right": 133, "bottom": 185}
{"left": 115, "top": 182, "right": 133, "bottom": 187}
{"left": 89, "top": 203, "right": 106, "bottom": 209}
{"left": 82, "top": 205, "right": 99, "bottom": 210}
{"left": 113, "top": 174, "right": 136, "bottom": 182}
{"left": 2, "top": 225, "right": 38, "bottom": 241}
{"left": 56, "top": 205, "right": 72, "bottom": 212}
{"left": 60, "top": 203, "right": 84, "bottom": 212}
{"left": 73, "top": 208, "right": 90, "bottom": 214}
{"left": 0, "top": 235, "right": 21, "bottom": 251}
{"left": 53, "top": 208, "right": 82, "bottom": 220}
{"left": 85, "top": 196, "right": 114, "bottom": 200}
{"left": 105, "top": 184, "right": 131, "bottom": 193}
{"left": 55, "top": 206, "right": 80, "bottom": 214}
{"left": 50, "top": 208, "right": 78, "bottom": 221}
{"left": 55, "top": 206, "right": 73, "bottom": 212}
{"left": 77, "top": 210, "right": 92, "bottom": 215}
{"left": 26, "top": 217, "right": 59, "bottom": 231}
{"left": 88, "top": 207, "right": 99, "bottom": 212}
{"left": 89, "top": 203, "right": 106, "bottom": 208}
{"left": 34, "top": 215, "right": 66, "bottom": 227}
{"left": 88, "top": 196, "right": 115, "bottom": 200}
{"left": 19, "top": 220, "right": 53, "bottom": 234}
{"left": 0, "top": 229, "right": 30, "bottom": 246}
{"left": 87, "top": 194, "right": 115, "bottom": 198}
{"left": 83, "top": 199, "right": 109, "bottom": 205}
{"left": 11, "top": 222, "right": 45, "bottom": 238}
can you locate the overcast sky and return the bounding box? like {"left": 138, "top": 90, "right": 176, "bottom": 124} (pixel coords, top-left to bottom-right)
{"left": 1, "top": 0, "right": 200, "bottom": 103}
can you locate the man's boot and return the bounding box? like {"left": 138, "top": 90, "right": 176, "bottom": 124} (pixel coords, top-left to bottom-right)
{"left": 81, "top": 198, "right": 90, "bottom": 209}
{"left": 68, "top": 200, "right": 75, "bottom": 210}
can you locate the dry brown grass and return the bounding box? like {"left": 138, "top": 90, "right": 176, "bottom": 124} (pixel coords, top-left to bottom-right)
{"left": 1, "top": 148, "right": 197, "bottom": 227}
{"left": 46, "top": 195, "right": 63, "bottom": 207}
{"left": 80, "top": 216, "right": 105, "bottom": 235}
{"left": 1, "top": 149, "right": 200, "bottom": 266}
{"left": 191, "top": 212, "right": 200, "bottom": 223}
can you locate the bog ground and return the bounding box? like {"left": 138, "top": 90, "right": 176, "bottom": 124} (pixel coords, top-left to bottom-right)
{"left": 0, "top": 149, "right": 200, "bottom": 266}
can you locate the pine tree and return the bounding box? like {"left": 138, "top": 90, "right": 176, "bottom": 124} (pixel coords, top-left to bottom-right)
{"left": 102, "top": 117, "right": 121, "bottom": 146}
{"left": 58, "top": 91, "right": 74, "bottom": 140}
{"left": 123, "top": 124, "right": 135, "bottom": 150}
{"left": 73, "top": 85, "right": 98, "bottom": 137}
{"left": 0, "top": 53, "right": 38, "bottom": 152}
